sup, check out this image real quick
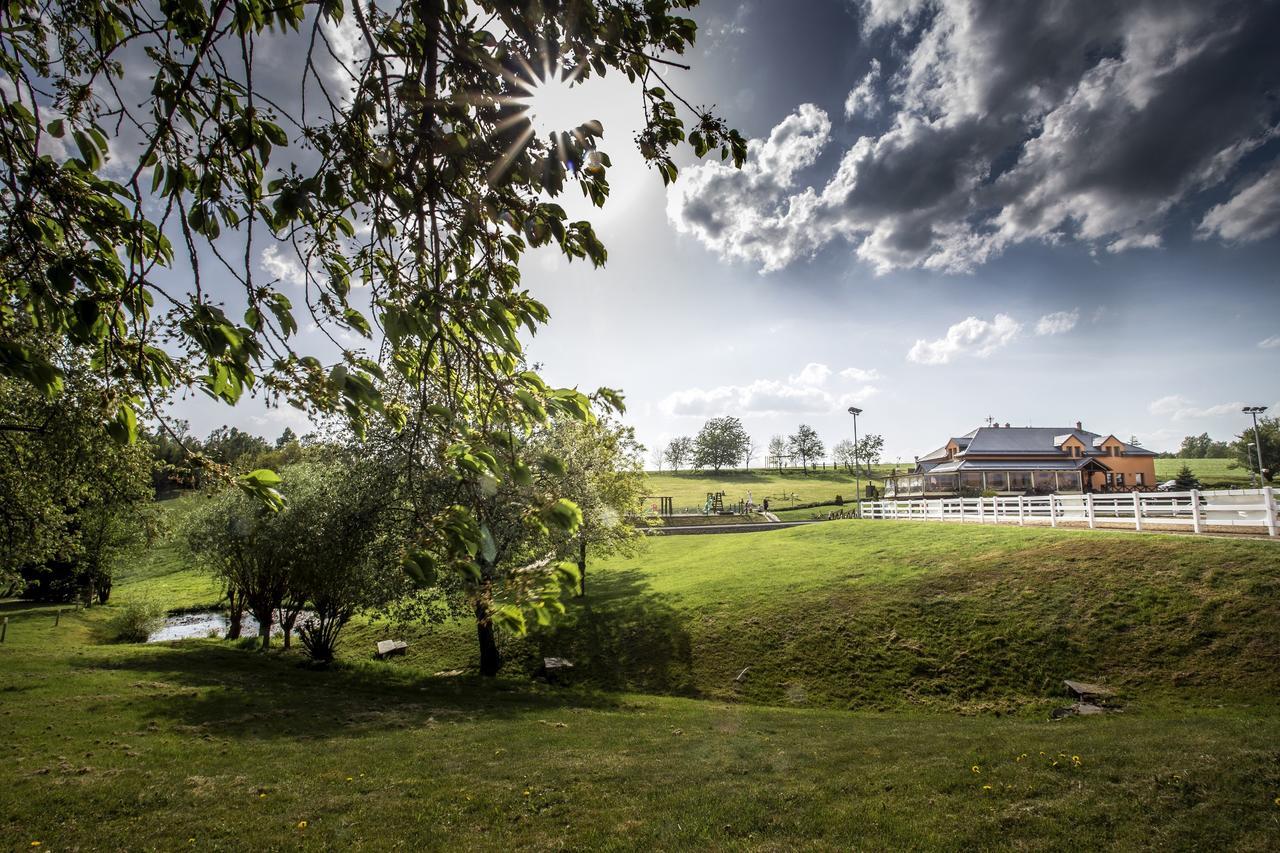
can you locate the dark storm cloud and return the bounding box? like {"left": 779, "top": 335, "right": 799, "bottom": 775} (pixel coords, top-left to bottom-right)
{"left": 669, "top": 0, "right": 1280, "bottom": 273}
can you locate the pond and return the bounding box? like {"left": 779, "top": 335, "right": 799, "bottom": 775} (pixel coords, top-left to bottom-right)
{"left": 147, "top": 610, "right": 307, "bottom": 643}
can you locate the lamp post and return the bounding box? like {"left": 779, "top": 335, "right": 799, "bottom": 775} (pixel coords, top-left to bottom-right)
{"left": 1243, "top": 406, "right": 1269, "bottom": 487}
{"left": 848, "top": 406, "right": 862, "bottom": 508}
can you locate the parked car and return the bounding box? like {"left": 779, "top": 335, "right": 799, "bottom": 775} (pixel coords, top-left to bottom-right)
{"left": 1156, "top": 480, "right": 1179, "bottom": 491}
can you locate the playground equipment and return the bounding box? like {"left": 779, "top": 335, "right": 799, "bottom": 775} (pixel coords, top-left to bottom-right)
{"left": 703, "top": 491, "right": 725, "bottom": 515}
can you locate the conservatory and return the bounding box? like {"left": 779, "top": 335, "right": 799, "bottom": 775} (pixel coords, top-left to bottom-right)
{"left": 882, "top": 458, "right": 1113, "bottom": 498}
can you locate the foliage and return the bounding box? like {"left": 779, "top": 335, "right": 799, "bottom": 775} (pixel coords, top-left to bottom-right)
{"left": 691, "top": 416, "right": 748, "bottom": 473}
{"left": 787, "top": 424, "right": 824, "bottom": 474}
{"left": 1173, "top": 464, "right": 1201, "bottom": 490}
{"left": 767, "top": 434, "right": 788, "bottom": 472}
{"left": 1233, "top": 415, "right": 1277, "bottom": 481}
{"left": 1177, "top": 432, "right": 1232, "bottom": 459}
{"left": 663, "top": 435, "right": 693, "bottom": 471}
{"left": 107, "top": 597, "right": 165, "bottom": 642}
{"left": 833, "top": 435, "right": 883, "bottom": 477}
{"left": 532, "top": 416, "right": 648, "bottom": 597}
{"left": 1, "top": 364, "right": 154, "bottom": 598}
{"left": 0, "top": 0, "right": 744, "bottom": 574}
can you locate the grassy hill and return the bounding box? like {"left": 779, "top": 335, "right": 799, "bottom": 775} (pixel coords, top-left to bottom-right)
{"left": 3, "top": 516, "right": 1280, "bottom": 848}
{"left": 112, "top": 492, "right": 223, "bottom": 611}
{"left": 347, "top": 522, "right": 1280, "bottom": 712}
{"left": 643, "top": 466, "right": 896, "bottom": 511}
{"left": 1155, "top": 457, "right": 1254, "bottom": 487}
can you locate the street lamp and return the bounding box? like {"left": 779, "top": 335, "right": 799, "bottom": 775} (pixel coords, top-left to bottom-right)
{"left": 1243, "top": 406, "right": 1269, "bottom": 487}
{"left": 848, "top": 406, "right": 862, "bottom": 510}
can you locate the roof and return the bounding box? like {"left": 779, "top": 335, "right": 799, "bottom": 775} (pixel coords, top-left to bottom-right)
{"left": 927, "top": 458, "right": 1106, "bottom": 473}
{"left": 957, "top": 427, "right": 1155, "bottom": 457}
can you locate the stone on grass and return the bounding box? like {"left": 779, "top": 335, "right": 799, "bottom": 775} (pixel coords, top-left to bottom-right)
{"left": 375, "top": 640, "right": 408, "bottom": 659}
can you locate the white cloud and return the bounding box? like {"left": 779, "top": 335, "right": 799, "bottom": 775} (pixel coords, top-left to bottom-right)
{"left": 790, "top": 362, "right": 832, "bottom": 386}
{"left": 1259, "top": 335, "right": 1280, "bottom": 349}
{"left": 661, "top": 365, "right": 878, "bottom": 417}
{"left": 844, "top": 59, "right": 882, "bottom": 118}
{"left": 668, "top": 1, "right": 1280, "bottom": 274}
{"left": 1148, "top": 395, "right": 1245, "bottom": 421}
{"left": 260, "top": 244, "right": 306, "bottom": 287}
{"left": 1035, "top": 309, "right": 1080, "bottom": 336}
{"left": 839, "top": 366, "right": 883, "bottom": 382}
{"left": 907, "top": 314, "right": 1021, "bottom": 365}
{"left": 1197, "top": 165, "right": 1280, "bottom": 243}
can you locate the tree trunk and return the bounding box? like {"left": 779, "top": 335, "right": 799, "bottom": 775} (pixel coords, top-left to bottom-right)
{"left": 475, "top": 599, "right": 501, "bottom": 676}
{"left": 577, "top": 535, "right": 587, "bottom": 598}
{"left": 227, "top": 588, "right": 244, "bottom": 640}
{"left": 253, "top": 605, "right": 274, "bottom": 649}
{"left": 281, "top": 609, "right": 298, "bottom": 650}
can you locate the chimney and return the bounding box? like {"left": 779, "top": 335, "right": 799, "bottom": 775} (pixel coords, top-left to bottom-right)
{"left": 1004, "top": 422, "right": 1011, "bottom": 428}
{"left": 1075, "top": 420, "right": 1082, "bottom": 430}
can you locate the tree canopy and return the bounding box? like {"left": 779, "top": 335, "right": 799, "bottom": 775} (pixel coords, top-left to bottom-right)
{"left": 691, "top": 416, "right": 747, "bottom": 472}
{"left": 1, "top": 0, "right": 744, "bottom": 535}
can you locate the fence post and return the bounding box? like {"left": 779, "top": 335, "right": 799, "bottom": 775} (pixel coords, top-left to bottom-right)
{"left": 1190, "top": 488, "right": 1202, "bottom": 534}
{"left": 977, "top": 497, "right": 985, "bottom": 524}
{"left": 1132, "top": 492, "right": 1143, "bottom": 532}
{"left": 1085, "top": 492, "right": 1096, "bottom": 529}
{"left": 54, "top": 609, "right": 61, "bottom": 627}
{"left": 1049, "top": 494, "right": 1057, "bottom": 527}
{"left": 1, "top": 616, "right": 6, "bottom": 643}
{"left": 1264, "top": 486, "right": 1276, "bottom": 537}
{"left": 1017, "top": 495, "right": 1025, "bottom": 526}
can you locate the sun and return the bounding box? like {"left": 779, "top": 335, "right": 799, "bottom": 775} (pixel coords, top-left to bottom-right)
{"left": 515, "top": 70, "right": 586, "bottom": 139}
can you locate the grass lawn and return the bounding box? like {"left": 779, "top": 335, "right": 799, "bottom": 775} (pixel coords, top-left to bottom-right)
{"left": 1155, "top": 457, "right": 1255, "bottom": 487}
{"left": 643, "top": 466, "right": 896, "bottom": 511}
{"left": 3, "top": 514, "right": 1279, "bottom": 848}
{"left": 112, "top": 492, "right": 223, "bottom": 611}
{"left": 2, "top": 614, "right": 1279, "bottom": 850}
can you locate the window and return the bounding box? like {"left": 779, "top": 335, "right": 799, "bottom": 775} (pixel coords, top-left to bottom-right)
{"left": 1008, "top": 471, "right": 1034, "bottom": 492}
{"left": 1116, "top": 473, "right": 1126, "bottom": 487}
{"left": 984, "top": 471, "right": 1008, "bottom": 492}
{"left": 1135, "top": 472, "right": 1145, "bottom": 487}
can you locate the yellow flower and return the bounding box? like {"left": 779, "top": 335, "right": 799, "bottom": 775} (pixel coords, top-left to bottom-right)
{"left": 1274, "top": 796, "right": 1280, "bottom": 807}
{"left": 297, "top": 821, "right": 308, "bottom": 830}
{"left": 982, "top": 784, "right": 993, "bottom": 791}
{"left": 259, "top": 793, "right": 267, "bottom": 799}
{"left": 1072, "top": 755, "right": 1081, "bottom": 762}
{"left": 523, "top": 790, "right": 531, "bottom": 796}
{"left": 971, "top": 765, "right": 980, "bottom": 774}
{"left": 1016, "top": 753, "right": 1026, "bottom": 762}
{"left": 346, "top": 777, "right": 353, "bottom": 782}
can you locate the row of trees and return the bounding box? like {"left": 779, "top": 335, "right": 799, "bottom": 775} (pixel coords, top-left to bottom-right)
{"left": 1170, "top": 425, "right": 1277, "bottom": 480}
{"left": 660, "top": 419, "right": 884, "bottom": 476}
{"left": 181, "top": 415, "right": 648, "bottom": 669}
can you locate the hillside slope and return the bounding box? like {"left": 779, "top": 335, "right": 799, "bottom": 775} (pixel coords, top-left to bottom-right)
{"left": 353, "top": 522, "right": 1280, "bottom": 712}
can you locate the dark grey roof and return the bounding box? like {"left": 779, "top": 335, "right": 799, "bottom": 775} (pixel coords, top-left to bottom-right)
{"left": 928, "top": 458, "right": 1102, "bottom": 473}
{"left": 958, "top": 427, "right": 1155, "bottom": 457}
{"left": 918, "top": 444, "right": 951, "bottom": 463}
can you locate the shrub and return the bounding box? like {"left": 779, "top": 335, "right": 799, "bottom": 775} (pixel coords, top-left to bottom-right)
{"left": 109, "top": 599, "right": 165, "bottom": 643}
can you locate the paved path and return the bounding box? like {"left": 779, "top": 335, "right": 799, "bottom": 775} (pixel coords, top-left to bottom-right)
{"left": 649, "top": 520, "right": 821, "bottom": 535}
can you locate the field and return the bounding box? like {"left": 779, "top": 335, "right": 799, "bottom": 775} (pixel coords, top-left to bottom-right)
{"left": 1155, "top": 457, "right": 1255, "bottom": 487}
{"left": 643, "top": 465, "right": 896, "bottom": 511}
{"left": 3, "top": 504, "right": 1280, "bottom": 849}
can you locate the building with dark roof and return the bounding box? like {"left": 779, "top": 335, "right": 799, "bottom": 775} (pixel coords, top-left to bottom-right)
{"left": 885, "top": 422, "right": 1158, "bottom": 497}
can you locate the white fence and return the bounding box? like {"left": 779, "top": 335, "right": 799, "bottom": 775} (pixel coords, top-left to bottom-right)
{"left": 859, "top": 487, "right": 1278, "bottom": 537}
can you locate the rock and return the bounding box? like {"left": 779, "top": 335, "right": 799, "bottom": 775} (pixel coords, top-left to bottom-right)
{"left": 1063, "top": 679, "right": 1114, "bottom": 702}
{"left": 1051, "top": 702, "right": 1107, "bottom": 720}
{"left": 543, "top": 657, "right": 573, "bottom": 671}
{"left": 375, "top": 640, "right": 408, "bottom": 659}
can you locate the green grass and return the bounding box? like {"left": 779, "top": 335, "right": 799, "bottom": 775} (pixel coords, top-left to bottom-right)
{"left": 112, "top": 492, "right": 223, "bottom": 612}
{"left": 2, "top": 612, "right": 1278, "bottom": 850}
{"left": 3, "top": 514, "right": 1279, "bottom": 848}
{"left": 1155, "top": 457, "right": 1255, "bottom": 487}
{"left": 644, "top": 466, "right": 896, "bottom": 511}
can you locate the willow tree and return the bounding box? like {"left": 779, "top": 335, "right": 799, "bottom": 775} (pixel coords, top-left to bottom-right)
{"left": 1, "top": 1, "right": 744, "bottom": 616}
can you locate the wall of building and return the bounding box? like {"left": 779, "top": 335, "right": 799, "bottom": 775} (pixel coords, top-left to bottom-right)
{"left": 1087, "top": 455, "right": 1158, "bottom": 490}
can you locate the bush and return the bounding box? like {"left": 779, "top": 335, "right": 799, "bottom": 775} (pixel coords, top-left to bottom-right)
{"left": 109, "top": 599, "right": 165, "bottom": 643}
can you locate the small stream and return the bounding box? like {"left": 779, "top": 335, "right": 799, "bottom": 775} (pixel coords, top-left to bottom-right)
{"left": 147, "top": 611, "right": 308, "bottom": 643}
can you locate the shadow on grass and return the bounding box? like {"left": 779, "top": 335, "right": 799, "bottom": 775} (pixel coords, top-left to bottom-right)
{"left": 506, "top": 568, "right": 697, "bottom": 696}
{"left": 71, "top": 641, "right": 627, "bottom": 743}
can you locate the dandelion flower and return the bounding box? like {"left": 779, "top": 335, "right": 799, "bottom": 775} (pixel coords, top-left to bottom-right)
{"left": 971, "top": 765, "right": 980, "bottom": 774}
{"left": 297, "top": 821, "right": 307, "bottom": 830}
{"left": 982, "top": 784, "right": 993, "bottom": 791}
{"left": 259, "top": 793, "right": 267, "bottom": 799}
{"left": 1274, "top": 796, "right": 1280, "bottom": 807}
{"left": 523, "top": 790, "right": 531, "bottom": 796}
{"left": 346, "top": 777, "right": 353, "bottom": 782}
{"left": 1016, "top": 754, "right": 1026, "bottom": 762}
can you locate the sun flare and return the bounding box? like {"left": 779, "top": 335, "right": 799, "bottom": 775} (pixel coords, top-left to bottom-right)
{"left": 515, "top": 72, "right": 585, "bottom": 139}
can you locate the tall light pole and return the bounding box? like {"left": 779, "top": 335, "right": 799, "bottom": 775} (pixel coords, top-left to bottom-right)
{"left": 848, "top": 406, "right": 862, "bottom": 508}
{"left": 1243, "top": 405, "right": 1268, "bottom": 486}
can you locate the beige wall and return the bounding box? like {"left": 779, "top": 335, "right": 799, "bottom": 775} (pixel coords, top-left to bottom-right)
{"left": 1087, "top": 455, "right": 1157, "bottom": 490}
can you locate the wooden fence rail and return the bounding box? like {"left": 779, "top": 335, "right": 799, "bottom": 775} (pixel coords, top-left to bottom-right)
{"left": 858, "top": 487, "right": 1277, "bottom": 537}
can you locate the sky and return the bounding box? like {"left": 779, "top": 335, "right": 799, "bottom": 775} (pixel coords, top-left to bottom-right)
{"left": 176, "top": 0, "right": 1280, "bottom": 465}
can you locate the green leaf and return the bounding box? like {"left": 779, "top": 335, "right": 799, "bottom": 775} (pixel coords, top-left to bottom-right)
{"left": 541, "top": 498, "right": 582, "bottom": 533}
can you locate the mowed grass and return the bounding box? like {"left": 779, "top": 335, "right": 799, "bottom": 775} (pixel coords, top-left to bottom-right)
{"left": 2, "top": 613, "right": 1279, "bottom": 850}
{"left": 1155, "top": 457, "right": 1255, "bottom": 487}
{"left": 644, "top": 466, "right": 896, "bottom": 511}
{"left": 341, "top": 522, "right": 1280, "bottom": 716}
{"left": 112, "top": 492, "right": 223, "bottom": 611}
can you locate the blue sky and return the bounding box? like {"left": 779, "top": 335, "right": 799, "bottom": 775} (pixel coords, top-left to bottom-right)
{"left": 180, "top": 0, "right": 1280, "bottom": 464}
